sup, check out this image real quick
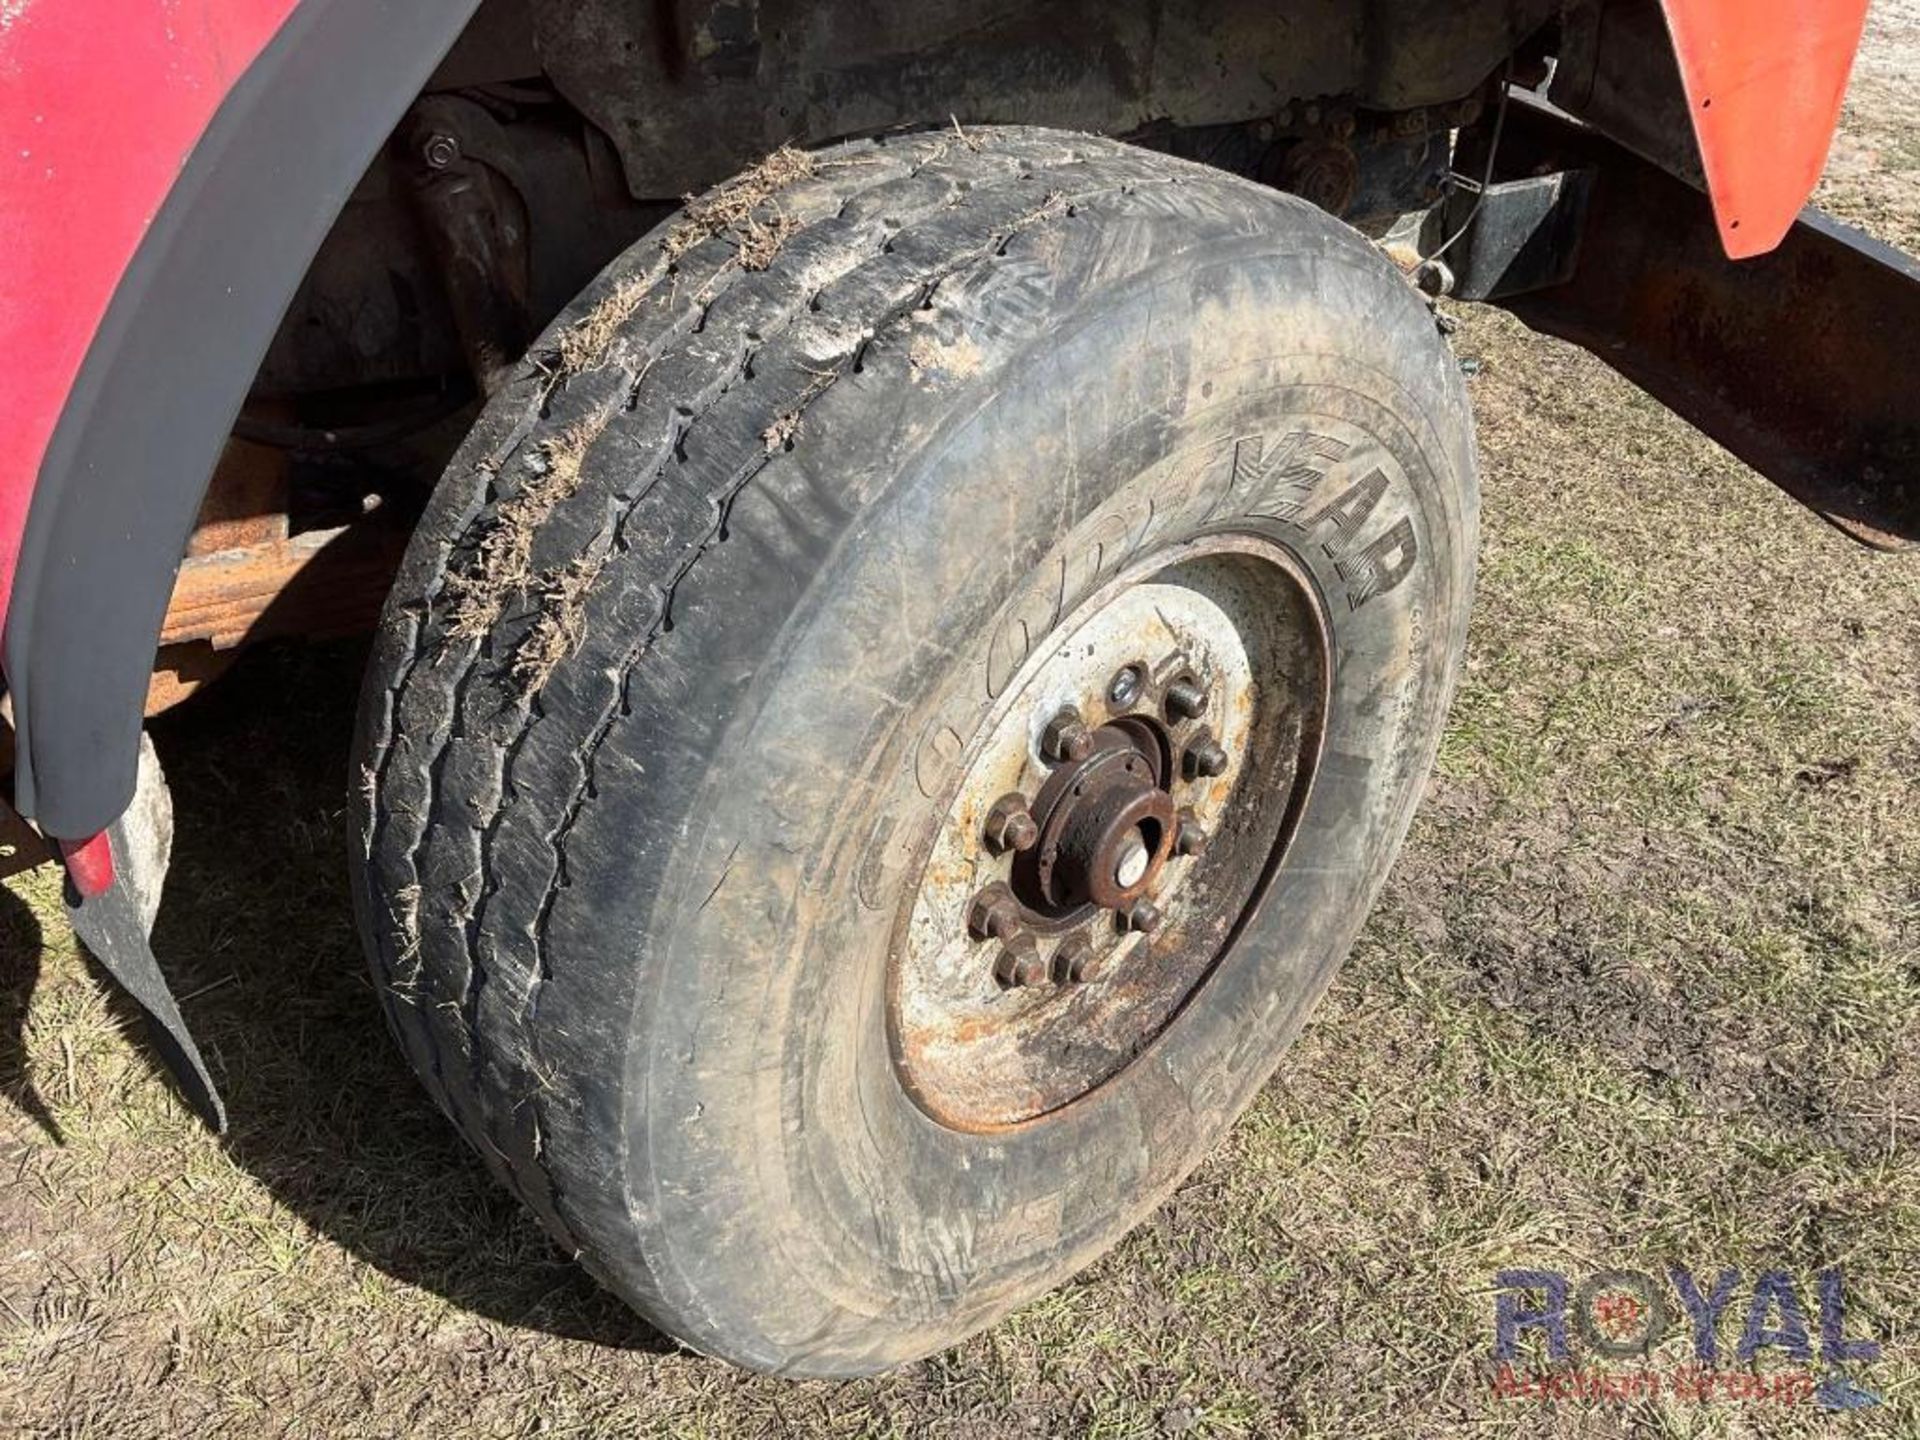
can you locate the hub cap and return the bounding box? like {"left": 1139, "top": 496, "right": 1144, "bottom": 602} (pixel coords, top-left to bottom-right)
{"left": 889, "top": 537, "right": 1332, "bottom": 1130}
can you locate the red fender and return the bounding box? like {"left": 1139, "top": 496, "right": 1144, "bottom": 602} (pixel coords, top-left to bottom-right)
{"left": 0, "top": 1, "right": 299, "bottom": 641}
{"left": 1660, "top": 0, "right": 1872, "bottom": 258}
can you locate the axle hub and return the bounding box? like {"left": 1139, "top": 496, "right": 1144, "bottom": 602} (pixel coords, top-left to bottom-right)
{"left": 890, "top": 540, "right": 1331, "bottom": 1131}
{"left": 1022, "top": 722, "right": 1176, "bottom": 918}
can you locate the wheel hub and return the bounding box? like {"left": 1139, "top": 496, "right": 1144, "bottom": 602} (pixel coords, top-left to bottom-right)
{"left": 1023, "top": 720, "right": 1176, "bottom": 918}
{"left": 889, "top": 538, "right": 1331, "bottom": 1131}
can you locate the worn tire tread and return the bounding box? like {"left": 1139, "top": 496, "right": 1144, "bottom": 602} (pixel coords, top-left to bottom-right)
{"left": 351, "top": 125, "right": 1391, "bottom": 1358}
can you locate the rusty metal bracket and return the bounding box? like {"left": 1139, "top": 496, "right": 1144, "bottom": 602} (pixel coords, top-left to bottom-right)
{"left": 1441, "top": 168, "right": 1596, "bottom": 302}
{"left": 1, "top": 716, "right": 54, "bottom": 882}
{"left": 0, "top": 797, "right": 52, "bottom": 883}
{"left": 403, "top": 96, "right": 536, "bottom": 396}
{"left": 1463, "top": 91, "right": 1920, "bottom": 551}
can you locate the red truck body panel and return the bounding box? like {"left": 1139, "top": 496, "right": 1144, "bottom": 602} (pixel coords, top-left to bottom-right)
{"left": 0, "top": 0, "right": 298, "bottom": 648}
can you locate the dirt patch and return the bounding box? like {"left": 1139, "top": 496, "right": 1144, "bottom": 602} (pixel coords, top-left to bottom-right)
{"left": 760, "top": 371, "right": 834, "bottom": 453}
{"left": 555, "top": 276, "right": 655, "bottom": 377}
{"left": 442, "top": 423, "right": 596, "bottom": 642}
{"left": 908, "top": 328, "right": 985, "bottom": 382}
{"left": 663, "top": 143, "right": 815, "bottom": 267}
{"left": 510, "top": 555, "right": 604, "bottom": 693}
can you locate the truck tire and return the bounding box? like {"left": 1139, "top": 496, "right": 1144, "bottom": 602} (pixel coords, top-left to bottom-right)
{"left": 351, "top": 125, "right": 1476, "bottom": 1376}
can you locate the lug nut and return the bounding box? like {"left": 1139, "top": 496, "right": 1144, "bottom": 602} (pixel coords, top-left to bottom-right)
{"left": 1165, "top": 677, "right": 1209, "bottom": 721}
{"left": 1107, "top": 664, "right": 1145, "bottom": 709}
{"left": 1120, "top": 899, "right": 1164, "bottom": 935}
{"left": 1041, "top": 706, "right": 1094, "bottom": 764}
{"left": 423, "top": 132, "right": 461, "bottom": 170}
{"left": 1055, "top": 932, "right": 1107, "bottom": 984}
{"left": 995, "top": 934, "right": 1048, "bottom": 989}
{"left": 984, "top": 794, "right": 1039, "bottom": 854}
{"left": 1182, "top": 729, "right": 1230, "bottom": 780}
{"left": 968, "top": 883, "right": 1023, "bottom": 942}
{"left": 1175, "top": 810, "right": 1210, "bottom": 858}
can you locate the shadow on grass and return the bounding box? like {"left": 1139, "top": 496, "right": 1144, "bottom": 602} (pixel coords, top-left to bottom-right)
{"left": 144, "top": 639, "right": 672, "bottom": 1354}
{"left": 0, "top": 884, "right": 62, "bottom": 1143}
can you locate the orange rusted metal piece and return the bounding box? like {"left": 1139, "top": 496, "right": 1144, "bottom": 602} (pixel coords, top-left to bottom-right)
{"left": 0, "top": 799, "right": 49, "bottom": 881}
{"left": 147, "top": 520, "right": 404, "bottom": 712}
{"left": 0, "top": 720, "right": 54, "bottom": 879}
{"left": 159, "top": 521, "right": 403, "bottom": 654}
{"left": 183, "top": 433, "right": 291, "bottom": 557}
{"left": 144, "top": 436, "right": 406, "bottom": 714}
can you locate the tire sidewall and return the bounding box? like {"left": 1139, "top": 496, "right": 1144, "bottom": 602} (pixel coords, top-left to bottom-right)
{"left": 629, "top": 231, "right": 1475, "bottom": 1370}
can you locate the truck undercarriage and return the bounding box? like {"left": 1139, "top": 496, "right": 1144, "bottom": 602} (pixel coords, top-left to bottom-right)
{"left": 0, "top": 0, "right": 1912, "bottom": 1377}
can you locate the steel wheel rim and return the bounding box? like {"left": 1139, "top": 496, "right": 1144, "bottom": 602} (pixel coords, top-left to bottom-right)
{"left": 888, "top": 533, "right": 1333, "bottom": 1132}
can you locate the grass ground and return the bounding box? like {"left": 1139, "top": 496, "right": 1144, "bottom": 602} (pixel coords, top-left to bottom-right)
{"left": 4, "top": 14, "right": 1919, "bottom": 1438}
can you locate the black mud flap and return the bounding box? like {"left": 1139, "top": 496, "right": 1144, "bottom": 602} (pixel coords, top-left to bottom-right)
{"left": 65, "top": 849, "right": 226, "bottom": 1132}
{"left": 62, "top": 759, "right": 227, "bottom": 1132}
